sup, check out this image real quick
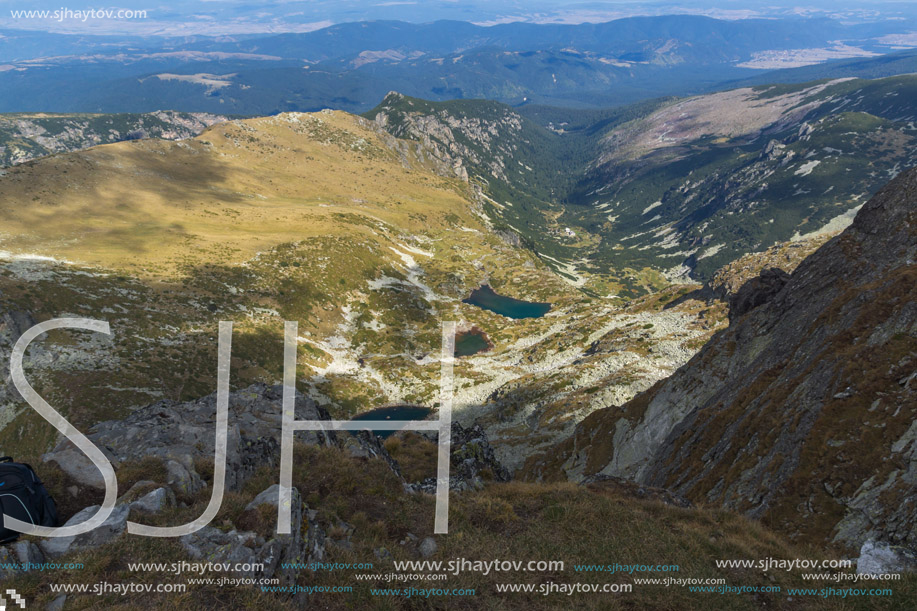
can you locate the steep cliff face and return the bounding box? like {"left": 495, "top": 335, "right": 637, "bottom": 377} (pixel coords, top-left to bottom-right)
{"left": 525, "top": 168, "right": 917, "bottom": 549}
{"left": 366, "top": 92, "right": 538, "bottom": 184}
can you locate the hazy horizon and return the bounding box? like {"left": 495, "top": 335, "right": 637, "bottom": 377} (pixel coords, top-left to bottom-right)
{"left": 1, "top": 0, "right": 916, "bottom": 36}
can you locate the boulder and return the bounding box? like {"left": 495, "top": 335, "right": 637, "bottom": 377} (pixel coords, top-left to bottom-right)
{"left": 130, "top": 487, "right": 175, "bottom": 514}
{"left": 39, "top": 503, "right": 130, "bottom": 558}
{"left": 116, "top": 480, "right": 156, "bottom": 503}
{"left": 165, "top": 459, "right": 203, "bottom": 496}
{"left": 41, "top": 441, "right": 119, "bottom": 491}
{"left": 180, "top": 527, "right": 264, "bottom": 572}
{"left": 857, "top": 540, "right": 917, "bottom": 575}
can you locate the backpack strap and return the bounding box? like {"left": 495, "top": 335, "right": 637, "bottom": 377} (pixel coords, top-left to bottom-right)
{"left": 19, "top": 462, "right": 40, "bottom": 483}
{"left": 0, "top": 456, "right": 12, "bottom": 463}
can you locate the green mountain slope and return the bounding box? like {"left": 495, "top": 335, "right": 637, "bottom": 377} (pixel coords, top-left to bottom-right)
{"left": 570, "top": 74, "right": 917, "bottom": 281}
{"left": 525, "top": 168, "right": 917, "bottom": 552}
{"left": 364, "top": 93, "right": 671, "bottom": 293}
{"left": 0, "top": 106, "right": 725, "bottom": 478}
{"left": 365, "top": 74, "right": 917, "bottom": 297}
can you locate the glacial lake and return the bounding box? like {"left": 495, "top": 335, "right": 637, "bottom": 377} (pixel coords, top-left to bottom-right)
{"left": 463, "top": 284, "right": 551, "bottom": 319}
{"left": 454, "top": 328, "right": 492, "bottom": 357}
{"left": 350, "top": 405, "right": 433, "bottom": 438}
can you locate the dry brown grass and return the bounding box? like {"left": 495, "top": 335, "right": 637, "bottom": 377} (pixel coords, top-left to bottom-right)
{"left": 8, "top": 446, "right": 917, "bottom": 610}
{"left": 384, "top": 432, "right": 438, "bottom": 483}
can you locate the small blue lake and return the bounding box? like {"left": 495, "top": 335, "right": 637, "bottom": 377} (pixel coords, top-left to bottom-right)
{"left": 463, "top": 284, "right": 551, "bottom": 319}
{"left": 350, "top": 405, "right": 433, "bottom": 438}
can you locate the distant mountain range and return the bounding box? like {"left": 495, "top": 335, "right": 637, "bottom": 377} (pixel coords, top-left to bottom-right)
{"left": 1, "top": 15, "right": 916, "bottom": 113}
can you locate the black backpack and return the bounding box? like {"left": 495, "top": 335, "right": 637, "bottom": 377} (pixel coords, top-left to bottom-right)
{"left": 0, "top": 456, "right": 59, "bottom": 543}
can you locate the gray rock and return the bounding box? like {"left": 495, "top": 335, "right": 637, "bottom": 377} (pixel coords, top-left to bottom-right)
{"left": 13, "top": 539, "right": 45, "bottom": 564}
{"left": 244, "top": 484, "right": 286, "bottom": 513}
{"left": 180, "top": 527, "right": 263, "bottom": 571}
{"left": 41, "top": 441, "right": 118, "bottom": 491}
{"left": 165, "top": 460, "right": 203, "bottom": 496}
{"left": 130, "top": 487, "right": 175, "bottom": 514}
{"left": 117, "top": 480, "right": 156, "bottom": 504}
{"left": 0, "top": 541, "right": 45, "bottom": 579}
{"left": 46, "top": 595, "right": 67, "bottom": 611}
{"left": 341, "top": 435, "right": 373, "bottom": 459}
{"left": 418, "top": 537, "right": 437, "bottom": 558}
{"left": 0, "top": 309, "right": 36, "bottom": 344}
{"left": 404, "top": 423, "right": 510, "bottom": 492}
{"left": 450, "top": 423, "right": 511, "bottom": 484}
{"left": 39, "top": 504, "right": 130, "bottom": 558}
{"left": 857, "top": 540, "right": 917, "bottom": 575}
{"left": 181, "top": 485, "right": 322, "bottom": 584}
{"left": 44, "top": 383, "right": 334, "bottom": 495}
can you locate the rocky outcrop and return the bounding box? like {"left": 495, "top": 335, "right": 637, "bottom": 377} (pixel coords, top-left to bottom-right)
{"left": 27, "top": 383, "right": 396, "bottom": 579}
{"left": 181, "top": 485, "right": 320, "bottom": 584}
{"left": 727, "top": 267, "right": 790, "bottom": 322}
{"left": 43, "top": 383, "right": 336, "bottom": 493}
{"left": 530, "top": 168, "right": 917, "bottom": 551}
{"left": 32, "top": 383, "right": 511, "bottom": 575}
{"left": 367, "top": 92, "right": 528, "bottom": 184}
{"left": 857, "top": 540, "right": 917, "bottom": 575}
{"left": 450, "top": 423, "right": 512, "bottom": 485}
{"left": 129, "top": 486, "right": 176, "bottom": 514}
{"left": 665, "top": 234, "right": 830, "bottom": 311}
{"left": 406, "top": 423, "right": 511, "bottom": 493}
{"left": 40, "top": 504, "right": 131, "bottom": 558}
{"left": 43, "top": 381, "right": 513, "bottom": 503}
{"left": 0, "top": 306, "right": 36, "bottom": 418}
{"left": 0, "top": 111, "right": 227, "bottom": 167}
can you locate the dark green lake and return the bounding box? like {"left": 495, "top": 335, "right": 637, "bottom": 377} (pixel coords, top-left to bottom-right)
{"left": 454, "top": 328, "right": 491, "bottom": 357}
{"left": 462, "top": 285, "right": 551, "bottom": 319}
{"left": 350, "top": 405, "right": 433, "bottom": 438}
